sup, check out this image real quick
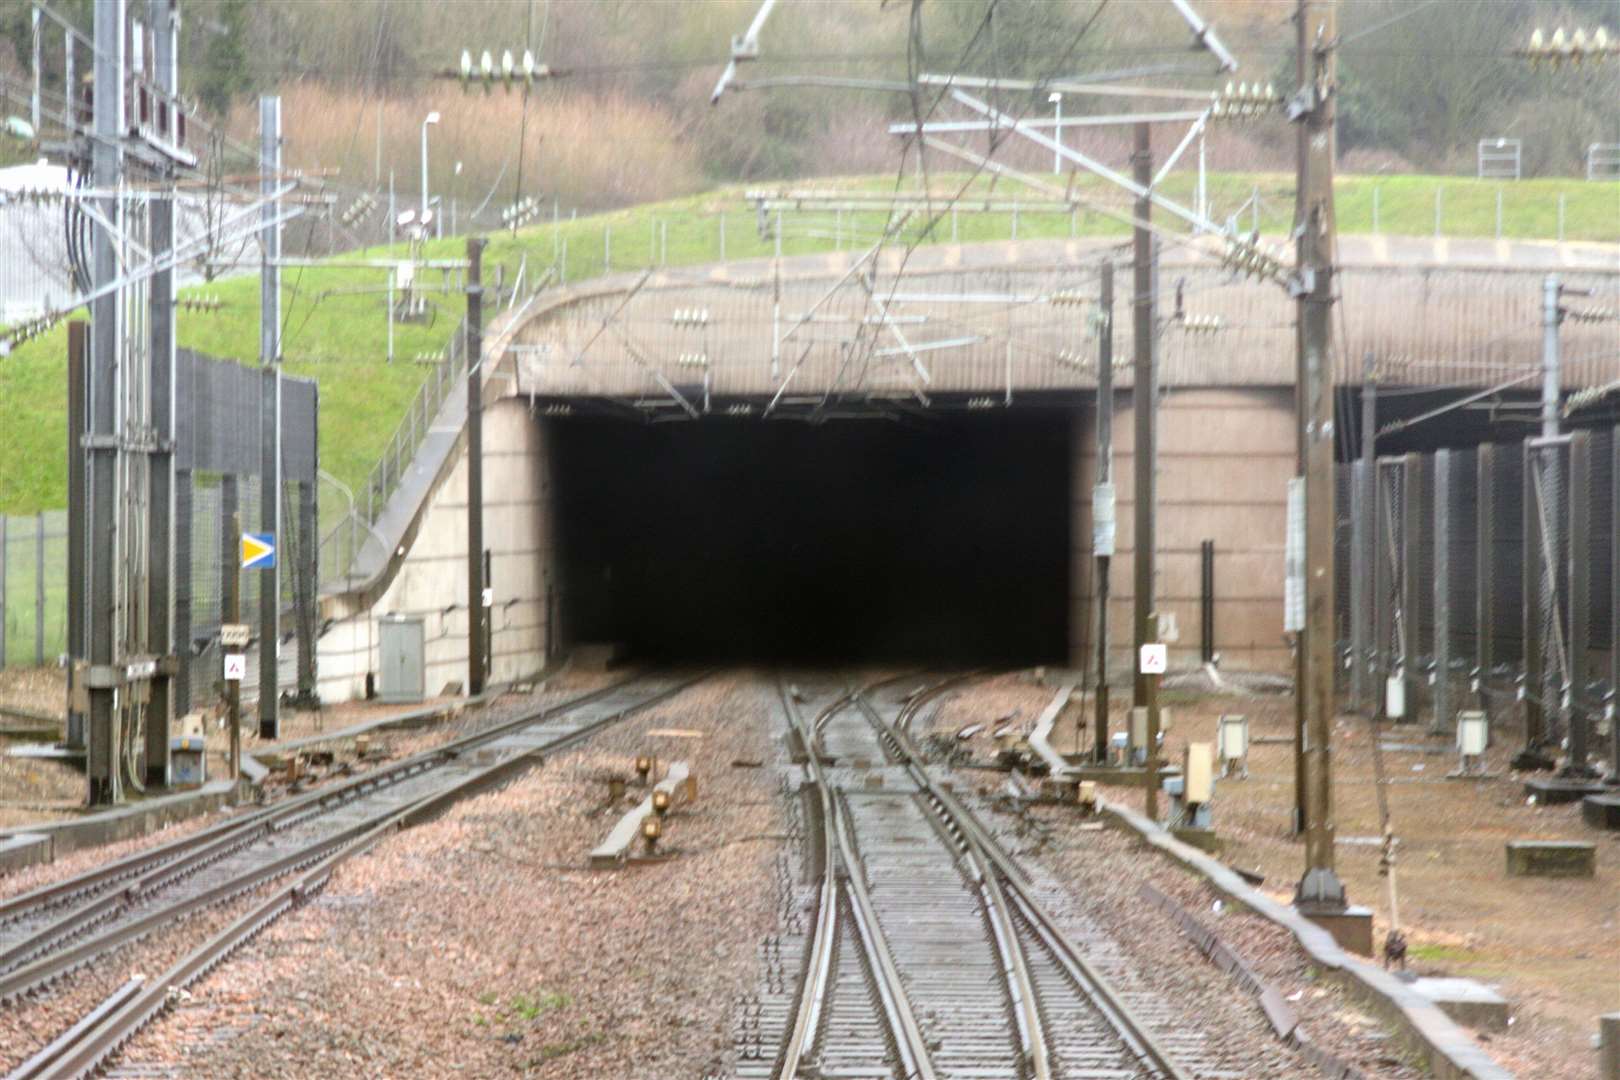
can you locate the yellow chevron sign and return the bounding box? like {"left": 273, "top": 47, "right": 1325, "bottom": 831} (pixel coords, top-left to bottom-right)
{"left": 240, "top": 532, "right": 276, "bottom": 570}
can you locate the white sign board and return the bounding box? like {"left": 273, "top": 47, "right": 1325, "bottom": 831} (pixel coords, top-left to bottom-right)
{"left": 1283, "top": 476, "right": 1305, "bottom": 633}
{"left": 1139, "top": 643, "right": 1168, "bottom": 675}
{"left": 220, "top": 623, "right": 251, "bottom": 648}
{"left": 481, "top": 587, "right": 493, "bottom": 609}
{"left": 223, "top": 653, "right": 247, "bottom": 682}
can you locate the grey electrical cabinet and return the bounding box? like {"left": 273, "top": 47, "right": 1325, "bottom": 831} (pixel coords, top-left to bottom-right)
{"left": 377, "top": 615, "right": 425, "bottom": 703}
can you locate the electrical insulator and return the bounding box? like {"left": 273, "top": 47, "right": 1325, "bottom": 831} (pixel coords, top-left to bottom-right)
{"left": 672, "top": 308, "right": 711, "bottom": 327}
{"left": 1180, "top": 313, "right": 1225, "bottom": 334}
{"left": 676, "top": 353, "right": 709, "bottom": 368}
{"left": 1525, "top": 25, "right": 1617, "bottom": 66}
{"left": 1048, "top": 288, "right": 1089, "bottom": 307}
{"left": 456, "top": 48, "right": 548, "bottom": 92}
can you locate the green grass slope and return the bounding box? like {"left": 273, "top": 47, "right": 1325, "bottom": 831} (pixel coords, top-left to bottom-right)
{"left": 1, "top": 171, "right": 1615, "bottom": 517}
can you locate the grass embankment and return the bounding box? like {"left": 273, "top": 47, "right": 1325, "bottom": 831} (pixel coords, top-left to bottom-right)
{"left": 1, "top": 171, "right": 1615, "bottom": 520}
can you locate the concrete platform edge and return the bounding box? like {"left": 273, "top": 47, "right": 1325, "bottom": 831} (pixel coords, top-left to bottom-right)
{"left": 1101, "top": 798, "right": 1516, "bottom": 1080}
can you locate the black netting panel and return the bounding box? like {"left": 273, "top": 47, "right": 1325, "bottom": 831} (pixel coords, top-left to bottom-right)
{"left": 1491, "top": 448, "right": 1525, "bottom": 669}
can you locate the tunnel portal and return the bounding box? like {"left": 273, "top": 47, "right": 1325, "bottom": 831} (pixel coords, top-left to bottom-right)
{"left": 547, "top": 409, "right": 1073, "bottom": 666}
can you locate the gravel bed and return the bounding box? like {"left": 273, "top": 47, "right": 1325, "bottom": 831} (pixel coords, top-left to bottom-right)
{"left": 0, "top": 672, "right": 610, "bottom": 902}
{"left": 980, "top": 792, "right": 1432, "bottom": 1079}
{"left": 0, "top": 876, "right": 291, "bottom": 1073}
{"left": 110, "top": 671, "right": 788, "bottom": 1078}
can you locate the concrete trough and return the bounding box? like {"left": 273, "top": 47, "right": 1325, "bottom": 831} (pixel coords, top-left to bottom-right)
{"left": 1504, "top": 840, "right": 1595, "bottom": 878}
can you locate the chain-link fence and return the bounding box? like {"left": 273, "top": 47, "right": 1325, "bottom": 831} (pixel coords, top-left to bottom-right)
{"left": 0, "top": 511, "right": 68, "bottom": 668}
{"left": 1340, "top": 426, "right": 1619, "bottom": 772}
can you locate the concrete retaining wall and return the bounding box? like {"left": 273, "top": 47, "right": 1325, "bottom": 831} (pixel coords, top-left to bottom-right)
{"left": 1071, "top": 386, "right": 1295, "bottom": 674}
{"left": 317, "top": 398, "right": 554, "bottom": 703}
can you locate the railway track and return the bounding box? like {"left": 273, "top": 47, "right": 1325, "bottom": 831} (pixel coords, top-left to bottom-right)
{"left": 756, "top": 674, "right": 1199, "bottom": 1080}
{"left": 1, "top": 670, "right": 705, "bottom": 1080}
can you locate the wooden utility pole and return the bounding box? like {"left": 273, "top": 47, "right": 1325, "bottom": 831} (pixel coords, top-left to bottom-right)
{"left": 1294, "top": 0, "right": 1346, "bottom": 913}
{"left": 1093, "top": 261, "right": 1115, "bottom": 764}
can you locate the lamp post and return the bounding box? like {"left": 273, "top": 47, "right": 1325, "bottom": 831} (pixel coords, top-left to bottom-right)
{"left": 1049, "top": 92, "right": 1063, "bottom": 175}
{"left": 420, "top": 110, "right": 440, "bottom": 223}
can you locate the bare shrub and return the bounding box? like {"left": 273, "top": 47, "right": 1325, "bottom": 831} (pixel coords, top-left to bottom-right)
{"left": 227, "top": 83, "right": 704, "bottom": 213}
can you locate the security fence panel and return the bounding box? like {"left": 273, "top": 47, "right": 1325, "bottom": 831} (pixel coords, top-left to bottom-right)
{"left": 0, "top": 511, "right": 68, "bottom": 670}
{"left": 1520, "top": 433, "right": 1600, "bottom": 774}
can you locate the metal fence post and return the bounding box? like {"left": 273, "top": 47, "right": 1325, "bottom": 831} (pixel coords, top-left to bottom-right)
{"left": 174, "top": 469, "right": 193, "bottom": 713}
{"left": 719, "top": 212, "right": 726, "bottom": 262}
{"left": 1432, "top": 450, "right": 1451, "bottom": 734}
{"left": 0, "top": 514, "right": 7, "bottom": 669}
{"left": 1374, "top": 462, "right": 1392, "bottom": 695}
{"left": 1558, "top": 193, "right": 1566, "bottom": 243}
{"left": 1434, "top": 186, "right": 1443, "bottom": 237}
{"left": 1475, "top": 444, "right": 1495, "bottom": 718}
{"left": 1568, "top": 432, "right": 1593, "bottom": 774}
{"left": 35, "top": 512, "right": 45, "bottom": 666}
{"left": 1611, "top": 426, "right": 1620, "bottom": 778}
{"left": 1350, "top": 459, "right": 1369, "bottom": 711}
{"left": 221, "top": 473, "right": 238, "bottom": 639}
{"left": 1495, "top": 189, "right": 1503, "bottom": 239}
{"left": 1372, "top": 186, "right": 1380, "bottom": 234}
{"left": 1401, "top": 453, "right": 1423, "bottom": 721}
{"left": 1522, "top": 440, "right": 1545, "bottom": 759}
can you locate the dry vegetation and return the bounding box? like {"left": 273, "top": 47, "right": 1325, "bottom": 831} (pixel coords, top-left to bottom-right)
{"left": 228, "top": 84, "right": 708, "bottom": 213}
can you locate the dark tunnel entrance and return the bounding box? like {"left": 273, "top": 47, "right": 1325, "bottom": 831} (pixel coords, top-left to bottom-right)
{"left": 547, "top": 410, "right": 1072, "bottom": 665}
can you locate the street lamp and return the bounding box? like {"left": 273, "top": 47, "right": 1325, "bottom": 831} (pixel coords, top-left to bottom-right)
{"left": 420, "top": 110, "right": 441, "bottom": 223}
{"left": 1048, "top": 92, "right": 1063, "bottom": 175}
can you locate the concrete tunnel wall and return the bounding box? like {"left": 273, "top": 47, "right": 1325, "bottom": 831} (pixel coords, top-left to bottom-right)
{"left": 316, "top": 398, "right": 555, "bottom": 702}
{"left": 1071, "top": 386, "right": 1295, "bottom": 675}
{"left": 316, "top": 385, "right": 1295, "bottom": 702}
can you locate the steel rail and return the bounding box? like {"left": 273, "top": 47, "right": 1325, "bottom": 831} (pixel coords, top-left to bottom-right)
{"left": 826, "top": 784, "right": 935, "bottom": 1080}
{"left": 854, "top": 685, "right": 1050, "bottom": 1076}
{"left": 780, "top": 682, "right": 934, "bottom": 1080}
{"left": 0, "top": 672, "right": 704, "bottom": 1006}
{"left": 874, "top": 679, "right": 1195, "bottom": 1080}
{"left": 0, "top": 672, "right": 651, "bottom": 939}
{"left": 6, "top": 671, "right": 712, "bottom": 1080}
{"left": 772, "top": 681, "right": 840, "bottom": 1080}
